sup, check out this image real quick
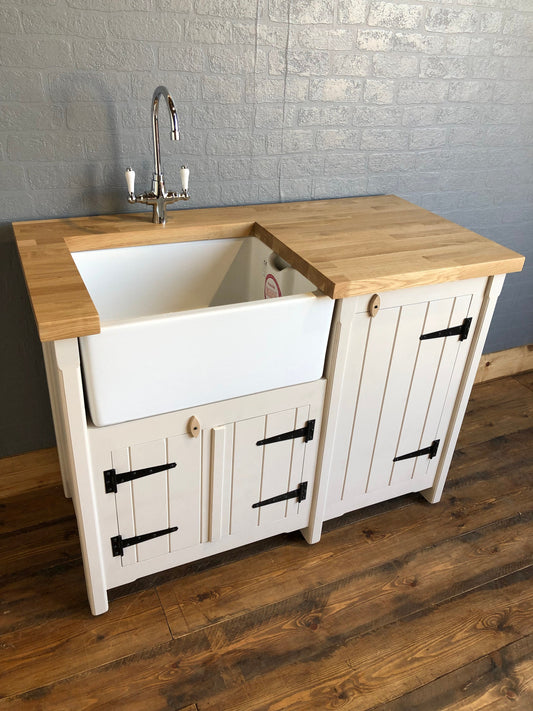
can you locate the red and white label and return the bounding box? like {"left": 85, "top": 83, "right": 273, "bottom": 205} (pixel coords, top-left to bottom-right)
{"left": 264, "top": 274, "right": 282, "bottom": 299}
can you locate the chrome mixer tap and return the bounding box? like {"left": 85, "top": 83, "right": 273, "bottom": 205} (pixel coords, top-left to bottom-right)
{"left": 125, "top": 85, "right": 190, "bottom": 224}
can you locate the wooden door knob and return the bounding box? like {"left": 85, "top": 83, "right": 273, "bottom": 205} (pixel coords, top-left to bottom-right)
{"left": 188, "top": 416, "right": 200, "bottom": 438}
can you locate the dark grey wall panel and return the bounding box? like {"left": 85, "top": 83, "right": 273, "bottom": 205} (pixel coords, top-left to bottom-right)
{"left": 0, "top": 224, "right": 55, "bottom": 456}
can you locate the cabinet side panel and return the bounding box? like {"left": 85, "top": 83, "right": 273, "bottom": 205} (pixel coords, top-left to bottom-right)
{"left": 42, "top": 342, "right": 72, "bottom": 498}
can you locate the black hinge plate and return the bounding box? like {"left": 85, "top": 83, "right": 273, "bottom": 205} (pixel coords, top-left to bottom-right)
{"left": 393, "top": 439, "right": 440, "bottom": 463}
{"left": 104, "top": 462, "right": 176, "bottom": 494}
{"left": 256, "top": 420, "right": 315, "bottom": 447}
{"left": 252, "top": 481, "right": 308, "bottom": 509}
{"left": 420, "top": 317, "right": 472, "bottom": 342}
{"left": 111, "top": 526, "right": 178, "bottom": 557}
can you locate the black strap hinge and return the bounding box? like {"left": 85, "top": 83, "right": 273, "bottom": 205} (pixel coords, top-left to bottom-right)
{"left": 420, "top": 317, "right": 472, "bottom": 342}
{"left": 256, "top": 420, "right": 315, "bottom": 447}
{"left": 111, "top": 526, "right": 178, "bottom": 557}
{"left": 104, "top": 462, "right": 176, "bottom": 494}
{"left": 393, "top": 439, "right": 440, "bottom": 463}
{"left": 252, "top": 481, "right": 308, "bottom": 509}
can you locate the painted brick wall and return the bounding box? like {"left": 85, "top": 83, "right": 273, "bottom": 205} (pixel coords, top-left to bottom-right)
{"left": 1, "top": 0, "right": 532, "bottom": 455}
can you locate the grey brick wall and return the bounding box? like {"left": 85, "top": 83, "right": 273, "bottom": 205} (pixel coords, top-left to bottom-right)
{"left": 1, "top": 0, "right": 532, "bottom": 455}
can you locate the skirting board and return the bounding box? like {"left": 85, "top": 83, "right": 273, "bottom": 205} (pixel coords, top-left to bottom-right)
{"left": 475, "top": 344, "right": 533, "bottom": 383}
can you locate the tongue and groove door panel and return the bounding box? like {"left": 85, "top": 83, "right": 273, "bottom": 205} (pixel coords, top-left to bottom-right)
{"left": 392, "top": 294, "right": 473, "bottom": 488}
{"left": 90, "top": 379, "right": 325, "bottom": 583}
{"left": 325, "top": 279, "right": 486, "bottom": 519}
{"left": 210, "top": 405, "right": 315, "bottom": 542}
{"left": 104, "top": 432, "right": 202, "bottom": 568}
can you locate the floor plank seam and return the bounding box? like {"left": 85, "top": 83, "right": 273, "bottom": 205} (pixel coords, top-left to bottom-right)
{"left": 512, "top": 372, "right": 533, "bottom": 393}
{"left": 365, "top": 632, "right": 533, "bottom": 711}
{"left": 155, "top": 586, "right": 176, "bottom": 641}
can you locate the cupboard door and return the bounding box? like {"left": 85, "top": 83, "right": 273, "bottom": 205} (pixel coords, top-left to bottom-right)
{"left": 210, "top": 405, "right": 315, "bottom": 542}
{"left": 325, "top": 280, "right": 485, "bottom": 518}
{"left": 107, "top": 433, "right": 202, "bottom": 566}
{"left": 90, "top": 378, "right": 325, "bottom": 585}
{"left": 390, "top": 294, "right": 472, "bottom": 489}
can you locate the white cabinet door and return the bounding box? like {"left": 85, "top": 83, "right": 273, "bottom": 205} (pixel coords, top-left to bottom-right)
{"left": 97, "top": 432, "right": 202, "bottom": 568}
{"left": 210, "top": 404, "right": 316, "bottom": 544}
{"left": 88, "top": 379, "right": 325, "bottom": 587}
{"left": 324, "top": 278, "right": 487, "bottom": 519}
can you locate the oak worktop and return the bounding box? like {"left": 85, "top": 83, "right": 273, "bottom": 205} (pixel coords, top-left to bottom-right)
{"left": 14, "top": 195, "right": 524, "bottom": 342}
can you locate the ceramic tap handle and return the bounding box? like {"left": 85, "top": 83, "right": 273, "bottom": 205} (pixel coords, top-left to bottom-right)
{"left": 125, "top": 167, "right": 135, "bottom": 195}
{"left": 180, "top": 165, "right": 189, "bottom": 192}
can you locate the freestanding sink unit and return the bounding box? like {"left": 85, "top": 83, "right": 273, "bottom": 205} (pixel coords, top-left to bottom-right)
{"left": 72, "top": 237, "right": 334, "bottom": 426}
{"left": 14, "top": 196, "right": 524, "bottom": 616}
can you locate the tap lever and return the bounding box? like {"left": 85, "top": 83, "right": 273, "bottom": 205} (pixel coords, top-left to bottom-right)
{"left": 125, "top": 167, "right": 135, "bottom": 197}
{"left": 180, "top": 165, "right": 189, "bottom": 193}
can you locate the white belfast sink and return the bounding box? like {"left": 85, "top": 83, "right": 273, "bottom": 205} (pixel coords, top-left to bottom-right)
{"left": 72, "top": 237, "right": 334, "bottom": 426}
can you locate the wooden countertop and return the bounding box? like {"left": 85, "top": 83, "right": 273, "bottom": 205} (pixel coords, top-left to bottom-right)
{"left": 13, "top": 195, "right": 524, "bottom": 342}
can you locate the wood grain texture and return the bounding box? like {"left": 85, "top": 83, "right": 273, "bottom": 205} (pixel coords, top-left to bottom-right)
{"left": 0, "top": 447, "right": 60, "bottom": 500}
{"left": 16, "top": 241, "right": 100, "bottom": 341}
{"left": 157, "top": 438, "right": 532, "bottom": 639}
{"left": 13, "top": 195, "right": 524, "bottom": 342}
{"left": 516, "top": 370, "right": 533, "bottom": 392}
{"left": 475, "top": 345, "right": 533, "bottom": 383}
{"left": 0, "top": 485, "right": 72, "bottom": 536}
{"left": 194, "top": 571, "right": 533, "bottom": 711}
{"left": 377, "top": 635, "right": 533, "bottom": 710}
{"left": 456, "top": 377, "right": 533, "bottom": 449}
{"left": 0, "top": 376, "right": 531, "bottom": 709}
{"left": 0, "top": 586, "right": 172, "bottom": 698}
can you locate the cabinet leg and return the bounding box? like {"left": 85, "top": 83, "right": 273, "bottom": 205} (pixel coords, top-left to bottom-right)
{"left": 53, "top": 338, "right": 109, "bottom": 616}
{"left": 300, "top": 523, "right": 321, "bottom": 544}
{"left": 420, "top": 487, "right": 441, "bottom": 505}
{"left": 42, "top": 342, "right": 73, "bottom": 498}
{"left": 86, "top": 580, "right": 109, "bottom": 616}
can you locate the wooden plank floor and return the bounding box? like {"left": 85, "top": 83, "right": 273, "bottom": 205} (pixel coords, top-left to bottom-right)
{"left": 0, "top": 374, "right": 531, "bottom": 710}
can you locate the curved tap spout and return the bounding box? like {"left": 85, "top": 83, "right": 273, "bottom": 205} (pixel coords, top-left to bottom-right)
{"left": 126, "top": 85, "right": 190, "bottom": 225}
{"left": 152, "top": 85, "right": 180, "bottom": 190}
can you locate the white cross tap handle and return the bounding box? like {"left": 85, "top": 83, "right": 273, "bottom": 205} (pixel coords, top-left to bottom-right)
{"left": 125, "top": 167, "right": 135, "bottom": 195}
{"left": 180, "top": 165, "right": 189, "bottom": 192}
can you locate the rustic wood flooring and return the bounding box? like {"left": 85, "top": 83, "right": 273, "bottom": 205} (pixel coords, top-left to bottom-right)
{"left": 0, "top": 374, "right": 531, "bottom": 710}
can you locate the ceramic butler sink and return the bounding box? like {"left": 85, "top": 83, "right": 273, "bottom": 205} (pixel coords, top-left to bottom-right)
{"left": 72, "top": 237, "right": 334, "bottom": 426}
